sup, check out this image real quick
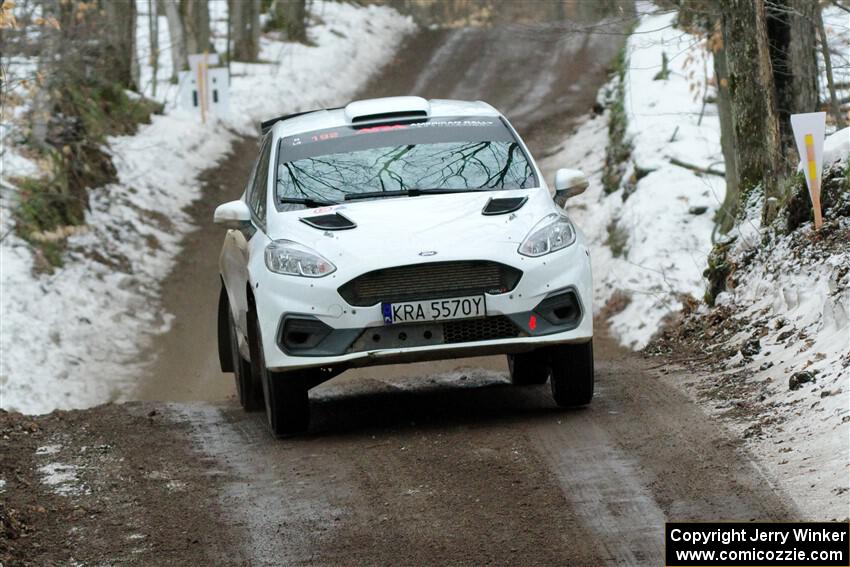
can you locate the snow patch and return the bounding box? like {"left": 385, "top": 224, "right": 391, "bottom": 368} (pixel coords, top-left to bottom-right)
{"left": 38, "top": 462, "right": 88, "bottom": 496}
{"left": 822, "top": 127, "right": 849, "bottom": 168}
{"left": 35, "top": 444, "right": 62, "bottom": 456}
{"left": 1, "top": 1, "right": 416, "bottom": 414}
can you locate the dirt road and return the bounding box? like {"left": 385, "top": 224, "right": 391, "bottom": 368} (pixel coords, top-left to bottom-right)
{"left": 1, "top": 21, "right": 800, "bottom": 567}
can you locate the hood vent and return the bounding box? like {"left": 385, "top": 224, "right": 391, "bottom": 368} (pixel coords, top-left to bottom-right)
{"left": 482, "top": 196, "right": 528, "bottom": 216}
{"left": 299, "top": 213, "right": 357, "bottom": 231}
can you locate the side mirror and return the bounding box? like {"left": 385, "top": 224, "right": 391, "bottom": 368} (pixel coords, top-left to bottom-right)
{"left": 553, "top": 168, "right": 589, "bottom": 207}
{"left": 214, "top": 200, "right": 252, "bottom": 228}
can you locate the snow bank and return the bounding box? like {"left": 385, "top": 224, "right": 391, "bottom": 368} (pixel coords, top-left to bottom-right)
{"left": 705, "top": 132, "right": 849, "bottom": 520}
{"left": 543, "top": 11, "right": 724, "bottom": 349}
{"left": 546, "top": 10, "right": 848, "bottom": 519}
{"left": 0, "top": 1, "right": 416, "bottom": 414}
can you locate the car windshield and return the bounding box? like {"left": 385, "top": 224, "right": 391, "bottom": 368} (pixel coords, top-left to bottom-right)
{"left": 275, "top": 116, "right": 536, "bottom": 207}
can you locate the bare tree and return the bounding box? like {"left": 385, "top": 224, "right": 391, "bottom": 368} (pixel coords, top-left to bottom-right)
{"left": 163, "top": 0, "right": 213, "bottom": 78}
{"left": 149, "top": 0, "right": 159, "bottom": 96}
{"left": 231, "top": 0, "right": 261, "bottom": 61}
{"left": 719, "top": 0, "right": 784, "bottom": 225}
{"left": 269, "top": 0, "right": 307, "bottom": 42}
{"left": 180, "top": 0, "right": 212, "bottom": 56}
{"left": 815, "top": 3, "right": 846, "bottom": 127}
{"left": 163, "top": 0, "right": 186, "bottom": 80}
{"left": 765, "top": 0, "right": 820, "bottom": 147}
{"left": 103, "top": 0, "right": 139, "bottom": 89}
{"left": 786, "top": 0, "right": 819, "bottom": 115}
{"left": 712, "top": 27, "right": 740, "bottom": 234}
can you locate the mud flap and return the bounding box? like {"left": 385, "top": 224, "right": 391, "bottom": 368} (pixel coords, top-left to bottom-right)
{"left": 218, "top": 285, "right": 234, "bottom": 373}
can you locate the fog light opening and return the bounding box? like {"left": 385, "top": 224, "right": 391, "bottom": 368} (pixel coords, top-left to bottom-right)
{"left": 552, "top": 305, "right": 575, "bottom": 320}
{"left": 279, "top": 316, "right": 333, "bottom": 351}
{"left": 533, "top": 289, "right": 583, "bottom": 329}
{"left": 286, "top": 331, "right": 310, "bottom": 345}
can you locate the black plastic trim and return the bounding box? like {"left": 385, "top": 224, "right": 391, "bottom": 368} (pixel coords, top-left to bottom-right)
{"left": 275, "top": 297, "right": 585, "bottom": 359}
{"left": 276, "top": 314, "right": 361, "bottom": 357}
{"left": 299, "top": 212, "right": 357, "bottom": 231}
{"left": 350, "top": 110, "right": 428, "bottom": 125}
{"left": 260, "top": 107, "right": 342, "bottom": 134}
{"left": 526, "top": 286, "right": 584, "bottom": 330}
{"left": 482, "top": 195, "right": 528, "bottom": 216}
{"left": 337, "top": 261, "right": 523, "bottom": 307}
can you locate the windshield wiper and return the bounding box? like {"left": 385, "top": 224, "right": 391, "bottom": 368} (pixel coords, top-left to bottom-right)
{"left": 344, "top": 188, "right": 483, "bottom": 201}
{"left": 279, "top": 197, "right": 339, "bottom": 207}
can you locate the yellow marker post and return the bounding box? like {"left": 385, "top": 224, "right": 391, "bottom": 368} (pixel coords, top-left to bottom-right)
{"left": 804, "top": 134, "right": 822, "bottom": 230}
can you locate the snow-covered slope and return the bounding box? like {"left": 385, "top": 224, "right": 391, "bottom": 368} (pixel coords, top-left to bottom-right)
{"left": 542, "top": 10, "right": 724, "bottom": 350}
{"left": 545, "top": 8, "right": 849, "bottom": 520}
{"left": 0, "top": 1, "right": 416, "bottom": 414}
{"left": 651, "top": 133, "right": 849, "bottom": 519}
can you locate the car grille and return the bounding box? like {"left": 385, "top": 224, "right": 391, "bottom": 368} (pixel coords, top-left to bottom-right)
{"left": 338, "top": 261, "right": 522, "bottom": 307}
{"left": 443, "top": 316, "right": 522, "bottom": 343}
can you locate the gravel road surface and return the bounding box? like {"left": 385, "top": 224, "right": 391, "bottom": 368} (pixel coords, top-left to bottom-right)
{"left": 0, "top": 21, "right": 799, "bottom": 567}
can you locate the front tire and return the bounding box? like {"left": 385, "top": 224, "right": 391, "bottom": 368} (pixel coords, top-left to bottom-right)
{"left": 248, "top": 308, "right": 310, "bottom": 436}
{"left": 549, "top": 341, "right": 594, "bottom": 407}
{"left": 507, "top": 351, "right": 550, "bottom": 385}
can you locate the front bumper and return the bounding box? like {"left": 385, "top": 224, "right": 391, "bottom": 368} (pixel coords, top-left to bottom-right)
{"left": 252, "top": 243, "right": 593, "bottom": 372}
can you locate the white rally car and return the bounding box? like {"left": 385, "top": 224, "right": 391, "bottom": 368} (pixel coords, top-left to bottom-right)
{"left": 215, "top": 96, "right": 593, "bottom": 436}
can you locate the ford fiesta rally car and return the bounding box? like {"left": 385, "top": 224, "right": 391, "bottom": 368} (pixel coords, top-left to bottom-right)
{"left": 215, "top": 96, "right": 594, "bottom": 436}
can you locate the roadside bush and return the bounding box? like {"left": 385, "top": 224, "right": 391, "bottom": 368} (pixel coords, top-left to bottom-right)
{"left": 783, "top": 163, "right": 850, "bottom": 233}
{"left": 15, "top": 79, "right": 161, "bottom": 270}
{"left": 601, "top": 46, "right": 633, "bottom": 195}
{"left": 703, "top": 237, "right": 736, "bottom": 306}
{"left": 605, "top": 219, "right": 629, "bottom": 258}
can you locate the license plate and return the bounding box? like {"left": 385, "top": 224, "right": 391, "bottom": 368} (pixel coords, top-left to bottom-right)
{"left": 381, "top": 295, "right": 486, "bottom": 324}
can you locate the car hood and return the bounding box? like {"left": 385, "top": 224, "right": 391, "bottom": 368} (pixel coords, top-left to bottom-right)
{"left": 265, "top": 188, "right": 560, "bottom": 265}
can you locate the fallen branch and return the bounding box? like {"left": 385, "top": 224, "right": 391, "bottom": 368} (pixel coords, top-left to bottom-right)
{"left": 670, "top": 157, "right": 725, "bottom": 177}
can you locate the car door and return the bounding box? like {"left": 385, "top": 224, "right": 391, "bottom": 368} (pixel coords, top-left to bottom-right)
{"left": 221, "top": 133, "right": 273, "bottom": 356}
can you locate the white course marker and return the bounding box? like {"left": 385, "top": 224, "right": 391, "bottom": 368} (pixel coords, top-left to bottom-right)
{"left": 790, "top": 112, "right": 826, "bottom": 230}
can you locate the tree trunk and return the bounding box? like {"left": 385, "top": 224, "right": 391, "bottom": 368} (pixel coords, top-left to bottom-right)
{"left": 149, "top": 0, "right": 159, "bottom": 96}
{"left": 180, "top": 0, "right": 212, "bottom": 56}
{"left": 271, "top": 0, "right": 307, "bottom": 42}
{"left": 816, "top": 5, "right": 846, "bottom": 128}
{"left": 766, "top": 0, "right": 819, "bottom": 148}
{"left": 231, "top": 0, "right": 260, "bottom": 61}
{"left": 164, "top": 0, "right": 186, "bottom": 79}
{"left": 713, "top": 34, "right": 740, "bottom": 234}
{"left": 787, "top": 0, "right": 819, "bottom": 115}
{"left": 103, "top": 0, "right": 138, "bottom": 89}
{"left": 719, "top": 0, "right": 784, "bottom": 226}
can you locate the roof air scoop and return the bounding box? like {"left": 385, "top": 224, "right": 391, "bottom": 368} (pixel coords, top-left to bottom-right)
{"left": 344, "top": 96, "right": 430, "bottom": 125}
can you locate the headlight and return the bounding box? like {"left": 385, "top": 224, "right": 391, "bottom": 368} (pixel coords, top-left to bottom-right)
{"left": 518, "top": 213, "right": 576, "bottom": 257}
{"left": 264, "top": 240, "right": 336, "bottom": 277}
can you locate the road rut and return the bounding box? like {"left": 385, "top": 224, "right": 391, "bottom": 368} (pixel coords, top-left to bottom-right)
{"left": 133, "top": 21, "right": 799, "bottom": 566}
